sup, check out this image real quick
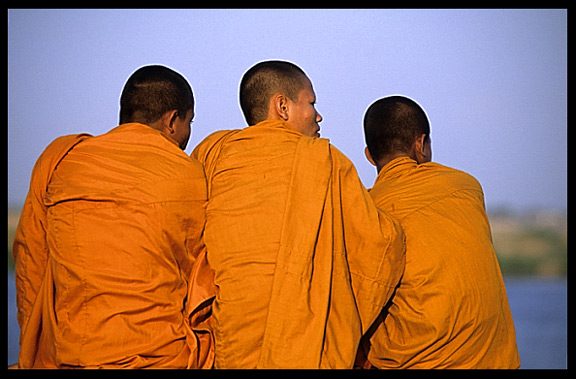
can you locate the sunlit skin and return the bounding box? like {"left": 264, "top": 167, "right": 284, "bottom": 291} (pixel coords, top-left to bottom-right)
{"left": 365, "top": 134, "right": 432, "bottom": 173}
{"left": 267, "top": 76, "right": 323, "bottom": 138}
{"left": 148, "top": 109, "right": 194, "bottom": 150}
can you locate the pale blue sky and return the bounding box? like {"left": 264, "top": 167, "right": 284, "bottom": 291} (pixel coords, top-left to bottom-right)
{"left": 8, "top": 9, "right": 567, "bottom": 211}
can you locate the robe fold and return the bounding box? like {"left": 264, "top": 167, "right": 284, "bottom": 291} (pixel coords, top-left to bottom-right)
{"left": 13, "top": 123, "right": 211, "bottom": 368}
{"left": 192, "top": 120, "right": 405, "bottom": 368}
{"left": 363, "top": 157, "right": 520, "bottom": 369}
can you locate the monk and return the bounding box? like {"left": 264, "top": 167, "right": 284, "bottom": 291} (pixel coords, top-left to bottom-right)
{"left": 359, "top": 95, "right": 520, "bottom": 368}
{"left": 12, "top": 65, "right": 213, "bottom": 368}
{"left": 191, "top": 60, "right": 406, "bottom": 369}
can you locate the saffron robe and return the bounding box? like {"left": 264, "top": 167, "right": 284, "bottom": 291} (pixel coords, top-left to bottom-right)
{"left": 191, "top": 120, "right": 405, "bottom": 368}
{"left": 13, "top": 123, "right": 211, "bottom": 368}
{"left": 363, "top": 157, "right": 520, "bottom": 369}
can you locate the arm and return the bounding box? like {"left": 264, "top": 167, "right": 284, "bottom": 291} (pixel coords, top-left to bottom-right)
{"left": 13, "top": 134, "right": 91, "bottom": 332}
{"left": 13, "top": 188, "right": 48, "bottom": 335}
{"left": 331, "top": 146, "right": 406, "bottom": 333}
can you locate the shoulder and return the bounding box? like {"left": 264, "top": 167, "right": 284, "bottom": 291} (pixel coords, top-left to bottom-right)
{"left": 191, "top": 130, "right": 240, "bottom": 163}
{"left": 326, "top": 142, "right": 356, "bottom": 169}
{"left": 296, "top": 138, "right": 358, "bottom": 174}
{"left": 371, "top": 161, "right": 485, "bottom": 219}
{"left": 198, "top": 129, "right": 239, "bottom": 145}
{"left": 422, "top": 162, "right": 483, "bottom": 193}
{"left": 42, "top": 133, "right": 92, "bottom": 157}
{"left": 35, "top": 133, "right": 92, "bottom": 172}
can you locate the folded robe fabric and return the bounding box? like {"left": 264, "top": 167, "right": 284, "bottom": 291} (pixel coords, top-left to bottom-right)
{"left": 192, "top": 120, "right": 406, "bottom": 368}
{"left": 13, "top": 123, "right": 211, "bottom": 368}
{"left": 363, "top": 157, "right": 520, "bottom": 369}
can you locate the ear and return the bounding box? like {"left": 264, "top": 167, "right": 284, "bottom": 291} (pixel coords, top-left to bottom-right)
{"left": 167, "top": 110, "right": 179, "bottom": 134}
{"left": 270, "top": 94, "right": 290, "bottom": 121}
{"left": 365, "top": 147, "right": 377, "bottom": 166}
{"left": 414, "top": 134, "right": 428, "bottom": 164}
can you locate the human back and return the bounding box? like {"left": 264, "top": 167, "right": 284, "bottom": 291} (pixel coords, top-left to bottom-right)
{"left": 43, "top": 124, "right": 206, "bottom": 368}
{"left": 13, "top": 65, "right": 208, "bottom": 368}
{"left": 193, "top": 61, "right": 405, "bottom": 368}
{"left": 368, "top": 158, "right": 519, "bottom": 368}
{"left": 361, "top": 96, "right": 520, "bottom": 368}
{"left": 195, "top": 122, "right": 307, "bottom": 367}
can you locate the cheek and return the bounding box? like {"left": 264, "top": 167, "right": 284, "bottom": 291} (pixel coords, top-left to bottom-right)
{"left": 306, "top": 107, "right": 317, "bottom": 122}
{"left": 179, "top": 125, "right": 191, "bottom": 144}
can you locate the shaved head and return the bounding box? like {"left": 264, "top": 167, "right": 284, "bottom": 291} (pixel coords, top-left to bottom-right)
{"left": 364, "top": 96, "right": 430, "bottom": 164}
{"left": 119, "top": 65, "right": 193, "bottom": 125}
{"left": 239, "top": 60, "right": 308, "bottom": 126}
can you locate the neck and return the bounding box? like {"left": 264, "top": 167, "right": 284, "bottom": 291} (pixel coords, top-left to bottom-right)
{"left": 376, "top": 152, "right": 414, "bottom": 173}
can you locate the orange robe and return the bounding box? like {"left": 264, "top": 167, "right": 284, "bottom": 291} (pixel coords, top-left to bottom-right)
{"left": 191, "top": 120, "right": 406, "bottom": 368}
{"left": 363, "top": 157, "right": 520, "bottom": 369}
{"left": 13, "top": 123, "right": 211, "bottom": 368}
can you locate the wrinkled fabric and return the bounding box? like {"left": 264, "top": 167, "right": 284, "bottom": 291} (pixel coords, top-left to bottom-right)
{"left": 363, "top": 157, "right": 520, "bottom": 369}
{"left": 13, "top": 123, "right": 209, "bottom": 368}
{"left": 184, "top": 248, "right": 216, "bottom": 369}
{"left": 192, "top": 120, "right": 405, "bottom": 369}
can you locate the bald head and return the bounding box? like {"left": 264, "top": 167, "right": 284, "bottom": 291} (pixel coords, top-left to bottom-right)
{"left": 239, "top": 60, "right": 309, "bottom": 126}
{"left": 120, "top": 65, "right": 194, "bottom": 150}
{"left": 364, "top": 96, "right": 430, "bottom": 166}
{"left": 120, "top": 65, "right": 194, "bottom": 125}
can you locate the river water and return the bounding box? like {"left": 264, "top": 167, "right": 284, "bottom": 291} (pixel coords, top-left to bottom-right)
{"left": 6, "top": 274, "right": 567, "bottom": 369}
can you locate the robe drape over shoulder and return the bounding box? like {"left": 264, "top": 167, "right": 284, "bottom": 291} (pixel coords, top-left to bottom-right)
{"left": 13, "top": 123, "right": 211, "bottom": 368}
{"left": 363, "top": 157, "right": 520, "bottom": 369}
{"left": 191, "top": 120, "right": 405, "bottom": 369}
